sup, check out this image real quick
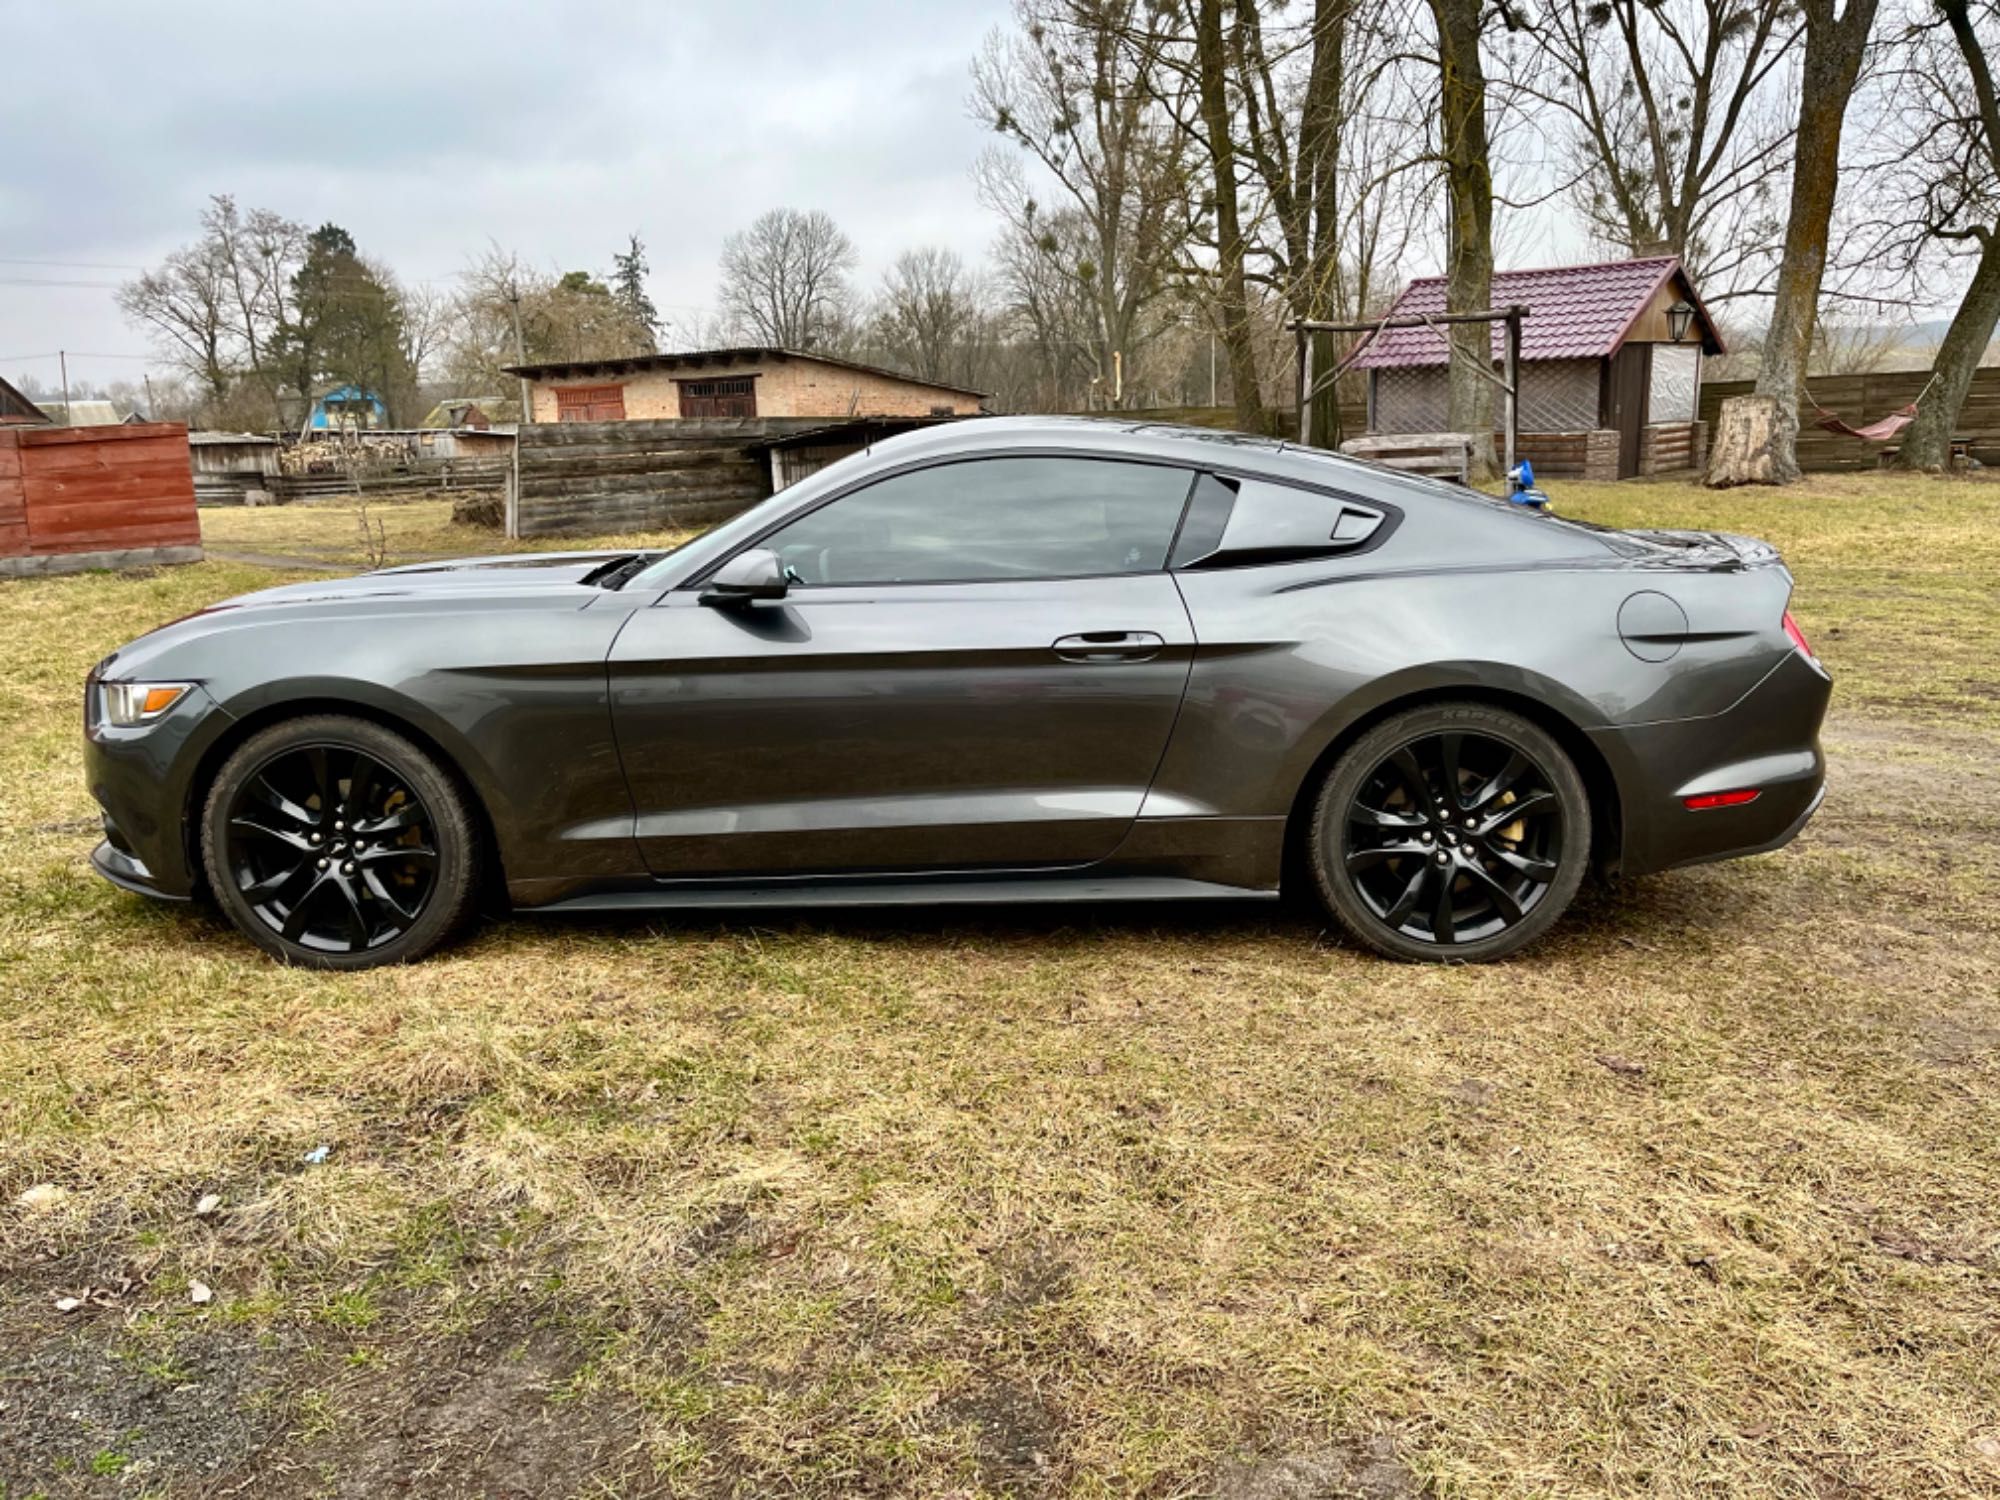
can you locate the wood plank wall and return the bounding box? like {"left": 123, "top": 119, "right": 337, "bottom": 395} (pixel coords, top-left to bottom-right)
{"left": 1699, "top": 368, "right": 2000, "bottom": 472}
{"left": 513, "top": 418, "right": 835, "bottom": 538}
{"left": 0, "top": 423, "right": 200, "bottom": 560}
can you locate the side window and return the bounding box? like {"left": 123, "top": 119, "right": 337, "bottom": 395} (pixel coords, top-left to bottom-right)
{"left": 763, "top": 457, "right": 1196, "bottom": 586}
{"left": 1174, "top": 475, "right": 1386, "bottom": 569}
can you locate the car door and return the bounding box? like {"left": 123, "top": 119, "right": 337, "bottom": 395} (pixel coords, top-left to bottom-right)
{"left": 607, "top": 455, "right": 1201, "bottom": 879}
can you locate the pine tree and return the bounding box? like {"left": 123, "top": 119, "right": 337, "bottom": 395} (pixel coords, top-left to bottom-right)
{"left": 610, "top": 234, "right": 661, "bottom": 351}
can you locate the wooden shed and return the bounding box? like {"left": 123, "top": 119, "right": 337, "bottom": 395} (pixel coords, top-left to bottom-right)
{"left": 1348, "top": 257, "right": 1725, "bottom": 480}
{"left": 1, "top": 423, "right": 202, "bottom": 577}
{"left": 190, "top": 430, "right": 282, "bottom": 506}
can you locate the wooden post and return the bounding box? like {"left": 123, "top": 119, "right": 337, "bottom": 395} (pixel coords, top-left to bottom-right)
{"left": 1296, "top": 327, "right": 1313, "bottom": 448}
{"left": 1502, "top": 307, "right": 1521, "bottom": 478}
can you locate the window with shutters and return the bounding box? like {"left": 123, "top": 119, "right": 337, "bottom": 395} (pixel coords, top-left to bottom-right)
{"left": 554, "top": 384, "right": 626, "bottom": 422}
{"left": 677, "top": 376, "right": 758, "bottom": 419}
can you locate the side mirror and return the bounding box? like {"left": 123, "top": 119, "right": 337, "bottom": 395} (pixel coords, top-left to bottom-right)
{"left": 700, "top": 548, "right": 789, "bottom": 607}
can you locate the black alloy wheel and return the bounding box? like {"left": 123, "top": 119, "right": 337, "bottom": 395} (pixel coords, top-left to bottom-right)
{"left": 1311, "top": 703, "right": 1590, "bottom": 962}
{"left": 202, "top": 716, "right": 478, "bottom": 968}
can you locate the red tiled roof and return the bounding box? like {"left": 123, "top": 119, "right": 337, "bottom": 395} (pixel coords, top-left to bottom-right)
{"left": 1346, "top": 256, "right": 1720, "bottom": 369}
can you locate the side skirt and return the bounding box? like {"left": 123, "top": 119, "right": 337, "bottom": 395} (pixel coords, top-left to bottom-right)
{"left": 525, "top": 873, "right": 1280, "bottom": 916}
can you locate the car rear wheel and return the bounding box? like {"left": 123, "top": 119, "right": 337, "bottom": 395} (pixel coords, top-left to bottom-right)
{"left": 1309, "top": 703, "right": 1590, "bottom": 963}
{"left": 201, "top": 715, "right": 479, "bottom": 969}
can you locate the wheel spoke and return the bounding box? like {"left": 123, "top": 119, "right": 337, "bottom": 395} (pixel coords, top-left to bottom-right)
{"left": 1382, "top": 863, "right": 1430, "bottom": 927}
{"left": 1387, "top": 745, "right": 1430, "bottom": 806}
{"left": 1440, "top": 733, "right": 1465, "bottom": 807}
{"left": 345, "top": 751, "right": 381, "bottom": 820}
{"left": 246, "top": 776, "right": 315, "bottom": 829}
{"left": 356, "top": 842, "right": 435, "bottom": 868}
{"left": 302, "top": 746, "right": 332, "bottom": 807}
{"left": 1430, "top": 871, "right": 1456, "bottom": 945}
{"left": 1469, "top": 751, "right": 1529, "bottom": 813}
{"left": 241, "top": 858, "right": 313, "bottom": 904}
{"left": 1462, "top": 863, "right": 1525, "bottom": 924}
{"left": 1474, "top": 788, "right": 1557, "bottom": 835}
{"left": 361, "top": 868, "right": 419, "bottom": 925}
{"left": 279, "top": 871, "right": 335, "bottom": 942}
{"left": 229, "top": 815, "right": 316, "bottom": 853}
{"left": 1346, "top": 842, "right": 1418, "bottom": 873}
{"left": 353, "top": 804, "right": 422, "bottom": 838}
{"left": 332, "top": 877, "right": 371, "bottom": 947}
{"left": 1490, "top": 846, "right": 1558, "bottom": 883}
{"left": 1349, "top": 803, "right": 1427, "bottom": 831}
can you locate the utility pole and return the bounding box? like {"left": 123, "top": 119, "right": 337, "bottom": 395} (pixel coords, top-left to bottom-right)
{"left": 508, "top": 287, "right": 531, "bottom": 426}
{"left": 505, "top": 283, "right": 530, "bottom": 542}
{"left": 58, "top": 350, "right": 72, "bottom": 425}
{"left": 143, "top": 373, "right": 157, "bottom": 423}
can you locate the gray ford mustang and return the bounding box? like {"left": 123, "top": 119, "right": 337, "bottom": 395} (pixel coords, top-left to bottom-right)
{"left": 84, "top": 417, "right": 1829, "bottom": 969}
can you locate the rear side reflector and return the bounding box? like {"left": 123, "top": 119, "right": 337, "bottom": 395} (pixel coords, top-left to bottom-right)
{"left": 1684, "top": 789, "right": 1762, "bottom": 811}
{"left": 1782, "top": 610, "right": 1814, "bottom": 658}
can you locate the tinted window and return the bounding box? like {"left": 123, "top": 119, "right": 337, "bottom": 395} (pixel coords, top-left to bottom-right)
{"left": 763, "top": 457, "right": 1195, "bottom": 586}
{"left": 1175, "top": 476, "right": 1385, "bottom": 568}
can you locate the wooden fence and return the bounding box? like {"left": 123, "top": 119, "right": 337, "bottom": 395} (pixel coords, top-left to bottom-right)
{"left": 1699, "top": 367, "right": 2000, "bottom": 472}
{"left": 1, "top": 423, "right": 201, "bottom": 577}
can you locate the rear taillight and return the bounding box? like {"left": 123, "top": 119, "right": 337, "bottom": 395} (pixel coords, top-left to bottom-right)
{"left": 1782, "top": 610, "right": 1814, "bottom": 659}
{"left": 1684, "top": 789, "right": 1762, "bottom": 811}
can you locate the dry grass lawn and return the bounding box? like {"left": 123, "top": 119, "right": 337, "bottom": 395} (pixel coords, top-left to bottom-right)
{"left": 2, "top": 474, "right": 1998, "bottom": 1498}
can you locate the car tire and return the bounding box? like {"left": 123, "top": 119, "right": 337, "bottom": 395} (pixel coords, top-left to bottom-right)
{"left": 1309, "top": 702, "right": 1591, "bottom": 963}
{"left": 201, "top": 715, "right": 480, "bottom": 969}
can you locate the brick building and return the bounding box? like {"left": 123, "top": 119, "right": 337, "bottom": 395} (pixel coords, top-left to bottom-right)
{"left": 1348, "top": 257, "right": 1725, "bottom": 480}
{"left": 503, "top": 347, "right": 986, "bottom": 425}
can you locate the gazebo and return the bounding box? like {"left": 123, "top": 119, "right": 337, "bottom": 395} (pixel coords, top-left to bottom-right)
{"left": 1348, "top": 256, "right": 1725, "bottom": 480}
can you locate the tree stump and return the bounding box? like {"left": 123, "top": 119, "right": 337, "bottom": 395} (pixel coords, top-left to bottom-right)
{"left": 1704, "top": 395, "right": 1784, "bottom": 488}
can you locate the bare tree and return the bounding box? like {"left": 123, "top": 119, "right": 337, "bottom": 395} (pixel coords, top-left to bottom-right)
{"left": 1216, "top": 0, "right": 1423, "bottom": 442}
{"left": 1431, "top": 0, "right": 1498, "bottom": 476}
{"left": 872, "top": 248, "right": 993, "bottom": 389}
{"left": 1879, "top": 0, "right": 2000, "bottom": 468}
{"left": 118, "top": 241, "right": 234, "bottom": 409}
{"left": 117, "top": 195, "right": 310, "bottom": 422}
{"left": 1750, "top": 0, "right": 1883, "bottom": 481}
{"left": 1522, "top": 0, "right": 1802, "bottom": 294}
{"left": 1188, "top": 0, "right": 1265, "bottom": 426}
{"left": 982, "top": 182, "right": 1109, "bottom": 408}
{"left": 442, "top": 248, "right": 656, "bottom": 395}
{"left": 716, "top": 208, "right": 858, "bottom": 349}
{"left": 973, "top": 0, "right": 1194, "bottom": 405}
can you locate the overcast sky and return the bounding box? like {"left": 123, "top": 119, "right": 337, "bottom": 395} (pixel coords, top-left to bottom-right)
{"left": 0, "top": 0, "right": 1022, "bottom": 392}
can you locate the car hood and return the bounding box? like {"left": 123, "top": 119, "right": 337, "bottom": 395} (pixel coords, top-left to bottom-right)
{"left": 221, "top": 549, "right": 648, "bottom": 608}
{"left": 96, "top": 551, "right": 652, "bottom": 681}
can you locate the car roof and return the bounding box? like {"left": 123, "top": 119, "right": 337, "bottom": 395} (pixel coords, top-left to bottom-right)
{"left": 866, "top": 414, "right": 1475, "bottom": 509}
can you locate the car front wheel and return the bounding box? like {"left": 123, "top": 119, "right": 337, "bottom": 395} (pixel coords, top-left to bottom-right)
{"left": 1309, "top": 702, "right": 1591, "bottom": 963}
{"left": 201, "top": 715, "right": 480, "bottom": 969}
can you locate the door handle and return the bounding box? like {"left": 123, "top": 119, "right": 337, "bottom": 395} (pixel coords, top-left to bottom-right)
{"left": 1052, "top": 630, "right": 1165, "bottom": 664}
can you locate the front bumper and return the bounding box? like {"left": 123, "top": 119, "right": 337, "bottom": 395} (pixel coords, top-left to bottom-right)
{"left": 1592, "top": 649, "right": 1832, "bottom": 878}
{"left": 83, "top": 682, "right": 233, "bottom": 900}
{"left": 90, "top": 838, "right": 189, "bottom": 900}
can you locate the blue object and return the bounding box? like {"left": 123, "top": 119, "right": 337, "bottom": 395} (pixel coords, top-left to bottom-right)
{"left": 1507, "top": 459, "right": 1551, "bottom": 509}
{"left": 306, "top": 384, "right": 388, "bottom": 431}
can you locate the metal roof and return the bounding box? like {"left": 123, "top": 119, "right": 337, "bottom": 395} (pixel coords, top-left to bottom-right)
{"left": 189, "top": 430, "right": 280, "bottom": 446}
{"left": 1346, "top": 257, "right": 1724, "bottom": 369}
{"left": 501, "top": 345, "right": 988, "bottom": 400}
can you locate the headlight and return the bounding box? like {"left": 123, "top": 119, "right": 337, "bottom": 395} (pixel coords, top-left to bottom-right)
{"left": 101, "top": 681, "right": 193, "bottom": 726}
